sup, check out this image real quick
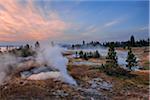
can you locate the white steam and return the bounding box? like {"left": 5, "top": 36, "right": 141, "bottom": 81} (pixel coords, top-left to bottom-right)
{"left": 0, "top": 54, "right": 18, "bottom": 84}
{"left": 0, "top": 44, "right": 77, "bottom": 85}
{"left": 35, "top": 45, "right": 77, "bottom": 85}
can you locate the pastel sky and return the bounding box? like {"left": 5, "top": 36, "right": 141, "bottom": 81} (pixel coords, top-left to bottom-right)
{"left": 0, "top": 0, "right": 149, "bottom": 44}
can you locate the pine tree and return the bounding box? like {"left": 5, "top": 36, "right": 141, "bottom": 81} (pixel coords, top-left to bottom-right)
{"left": 79, "top": 50, "right": 83, "bottom": 58}
{"left": 126, "top": 47, "right": 137, "bottom": 70}
{"left": 25, "top": 44, "right": 30, "bottom": 49}
{"left": 83, "top": 40, "right": 85, "bottom": 45}
{"left": 94, "top": 50, "right": 100, "bottom": 58}
{"left": 83, "top": 53, "right": 88, "bottom": 60}
{"left": 106, "top": 42, "right": 118, "bottom": 67}
{"left": 89, "top": 51, "right": 93, "bottom": 58}
{"left": 21, "top": 44, "right": 31, "bottom": 57}
{"left": 130, "top": 35, "right": 135, "bottom": 47}
{"left": 35, "top": 41, "right": 40, "bottom": 49}
{"left": 75, "top": 51, "right": 78, "bottom": 58}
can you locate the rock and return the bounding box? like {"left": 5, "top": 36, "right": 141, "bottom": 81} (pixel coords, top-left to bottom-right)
{"left": 20, "top": 66, "right": 60, "bottom": 79}
{"left": 30, "top": 66, "right": 52, "bottom": 74}
{"left": 52, "top": 90, "right": 69, "bottom": 97}
{"left": 20, "top": 71, "right": 32, "bottom": 78}
{"left": 88, "top": 78, "right": 112, "bottom": 91}
{"left": 78, "top": 88, "right": 107, "bottom": 100}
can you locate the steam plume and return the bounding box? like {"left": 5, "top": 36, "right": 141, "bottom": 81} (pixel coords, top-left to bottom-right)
{"left": 36, "top": 44, "right": 77, "bottom": 85}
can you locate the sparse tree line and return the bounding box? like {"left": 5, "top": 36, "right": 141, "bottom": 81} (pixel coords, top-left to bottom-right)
{"left": 103, "top": 35, "right": 149, "bottom": 48}
{"left": 75, "top": 42, "right": 138, "bottom": 75}
{"left": 0, "top": 41, "right": 40, "bottom": 57}
{"left": 18, "top": 41, "right": 40, "bottom": 57}
{"left": 72, "top": 40, "right": 102, "bottom": 49}
{"left": 71, "top": 41, "right": 102, "bottom": 49}
{"left": 75, "top": 50, "right": 101, "bottom": 60}
{"left": 71, "top": 35, "right": 149, "bottom": 49}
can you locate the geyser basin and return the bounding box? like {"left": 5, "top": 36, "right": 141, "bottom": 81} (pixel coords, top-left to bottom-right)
{"left": 0, "top": 45, "right": 77, "bottom": 85}
{"left": 20, "top": 65, "right": 77, "bottom": 86}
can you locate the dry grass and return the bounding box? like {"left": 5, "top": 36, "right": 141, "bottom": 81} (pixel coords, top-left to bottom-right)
{"left": 0, "top": 62, "right": 149, "bottom": 100}
{"left": 0, "top": 78, "right": 82, "bottom": 100}
{"left": 68, "top": 64, "right": 149, "bottom": 100}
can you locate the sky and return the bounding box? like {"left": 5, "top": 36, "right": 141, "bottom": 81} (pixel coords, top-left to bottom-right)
{"left": 0, "top": 0, "right": 149, "bottom": 45}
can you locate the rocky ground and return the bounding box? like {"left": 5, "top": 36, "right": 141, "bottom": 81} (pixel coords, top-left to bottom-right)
{"left": 70, "top": 65, "right": 149, "bottom": 100}
{"left": 0, "top": 47, "right": 149, "bottom": 100}
{"left": 0, "top": 74, "right": 108, "bottom": 100}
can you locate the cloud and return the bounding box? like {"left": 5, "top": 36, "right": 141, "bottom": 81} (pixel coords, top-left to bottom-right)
{"left": 85, "top": 25, "right": 98, "bottom": 33}
{"left": 64, "top": 16, "right": 127, "bottom": 41}
{"left": 139, "top": 26, "right": 149, "bottom": 31}
{"left": 80, "top": 17, "right": 125, "bottom": 35}
{"left": 0, "top": 0, "right": 69, "bottom": 42}
{"left": 104, "top": 19, "right": 121, "bottom": 27}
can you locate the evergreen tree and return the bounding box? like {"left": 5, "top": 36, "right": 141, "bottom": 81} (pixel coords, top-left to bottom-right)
{"left": 106, "top": 42, "right": 118, "bottom": 67}
{"left": 89, "top": 51, "right": 93, "bottom": 58}
{"left": 79, "top": 50, "right": 83, "bottom": 58}
{"left": 21, "top": 44, "right": 31, "bottom": 57}
{"left": 130, "top": 35, "right": 135, "bottom": 47}
{"left": 94, "top": 50, "right": 100, "bottom": 58}
{"left": 25, "top": 44, "right": 30, "bottom": 49}
{"left": 83, "top": 53, "right": 88, "bottom": 60}
{"left": 83, "top": 40, "right": 85, "bottom": 45}
{"left": 75, "top": 51, "right": 78, "bottom": 58}
{"left": 72, "top": 45, "right": 75, "bottom": 49}
{"left": 35, "top": 41, "right": 40, "bottom": 49}
{"left": 126, "top": 47, "right": 137, "bottom": 70}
